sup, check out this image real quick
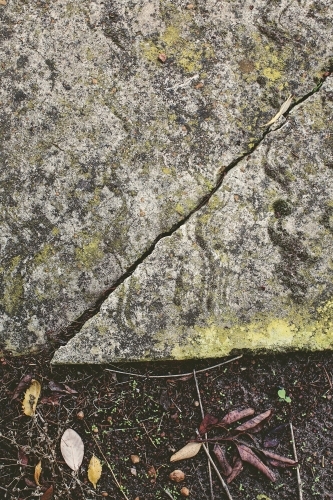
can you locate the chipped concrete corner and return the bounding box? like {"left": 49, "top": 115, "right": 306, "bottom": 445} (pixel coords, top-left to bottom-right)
{"left": 0, "top": 0, "right": 333, "bottom": 362}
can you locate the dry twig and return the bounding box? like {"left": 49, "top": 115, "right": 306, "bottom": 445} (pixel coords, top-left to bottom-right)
{"left": 193, "top": 369, "right": 233, "bottom": 500}
{"left": 290, "top": 422, "right": 303, "bottom": 500}
{"left": 105, "top": 355, "right": 242, "bottom": 379}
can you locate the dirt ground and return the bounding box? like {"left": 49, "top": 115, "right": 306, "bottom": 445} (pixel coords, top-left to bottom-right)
{"left": 0, "top": 349, "right": 332, "bottom": 500}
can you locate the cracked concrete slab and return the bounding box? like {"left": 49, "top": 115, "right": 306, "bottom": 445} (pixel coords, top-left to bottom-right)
{"left": 0, "top": 0, "right": 333, "bottom": 356}
{"left": 53, "top": 78, "right": 333, "bottom": 363}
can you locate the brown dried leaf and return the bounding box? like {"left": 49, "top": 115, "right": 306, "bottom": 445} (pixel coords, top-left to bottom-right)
{"left": 263, "top": 423, "right": 289, "bottom": 448}
{"left": 198, "top": 414, "right": 219, "bottom": 435}
{"left": 235, "top": 409, "right": 272, "bottom": 433}
{"left": 41, "top": 485, "right": 54, "bottom": 500}
{"left": 170, "top": 442, "right": 202, "bottom": 462}
{"left": 226, "top": 457, "right": 243, "bottom": 484}
{"left": 18, "top": 448, "right": 28, "bottom": 466}
{"left": 12, "top": 374, "right": 33, "bottom": 401}
{"left": 213, "top": 444, "right": 233, "bottom": 476}
{"left": 219, "top": 408, "right": 255, "bottom": 426}
{"left": 22, "top": 379, "right": 41, "bottom": 416}
{"left": 40, "top": 394, "right": 61, "bottom": 405}
{"left": 236, "top": 444, "right": 276, "bottom": 482}
{"left": 34, "top": 461, "right": 42, "bottom": 486}
{"left": 260, "top": 450, "right": 297, "bottom": 468}
{"left": 147, "top": 465, "right": 157, "bottom": 482}
{"left": 48, "top": 381, "right": 77, "bottom": 394}
{"left": 25, "top": 477, "right": 37, "bottom": 488}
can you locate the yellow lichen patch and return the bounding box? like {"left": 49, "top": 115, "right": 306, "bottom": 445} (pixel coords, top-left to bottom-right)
{"left": 34, "top": 244, "right": 55, "bottom": 266}
{"left": 262, "top": 67, "right": 282, "bottom": 81}
{"left": 170, "top": 298, "right": 333, "bottom": 359}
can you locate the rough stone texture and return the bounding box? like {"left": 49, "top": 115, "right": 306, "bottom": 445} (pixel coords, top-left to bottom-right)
{"left": 53, "top": 78, "right": 333, "bottom": 363}
{"left": 0, "top": 0, "right": 332, "bottom": 355}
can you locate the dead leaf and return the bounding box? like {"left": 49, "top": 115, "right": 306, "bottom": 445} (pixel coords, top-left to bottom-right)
{"left": 40, "top": 394, "right": 61, "bottom": 405}
{"left": 147, "top": 465, "right": 157, "bottom": 482}
{"left": 213, "top": 444, "right": 233, "bottom": 476}
{"left": 25, "top": 477, "right": 37, "bottom": 488}
{"left": 22, "top": 379, "right": 41, "bottom": 416}
{"left": 219, "top": 408, "right": 255, "bottom": 426}
{"left": 88, "top": 455, "right": 102, "bottom": 489}
{"left": 60, "top": 429, "right": 84, "bottom": 471}
{"left": 263, "top": 423, "right": 289, "bottom": 448}
{"left": 235, "top": 409, "right": 272, "bottom": 433}
{"left": 262, "top": 95, "right": 293, "bottom": 127}
{"left": 49, "top": 381, "right": 77, "bottom": 394}
{"left": 260, "top": 450, "right": 297, "bottom": 468}
{"left": 41, "top": 485, "right": 54, "bottom": 500}
{"left": 34, "top": 461, "right": 42, "bottom": 485}
{"left": 226, "top": 457, "right": 243, "bottom": 484}
{"left": 12, "top": 374, "right": 33, "bottom": 401}
{"left": 18, "top": 448, "right": 28, "bottom": 466}
{"left": 198, "top": 414, "right": 219, "bottom": 435}
{"left": 170, "top": 442, "right": 202, "bottom": 462}
{"left": 236, "top": 444, "right": 276, "bottom": 482}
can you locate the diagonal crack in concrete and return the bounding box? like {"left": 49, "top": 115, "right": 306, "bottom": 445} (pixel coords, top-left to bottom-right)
{"left": 48, "top": 75, "right": 329, "bottom": 353}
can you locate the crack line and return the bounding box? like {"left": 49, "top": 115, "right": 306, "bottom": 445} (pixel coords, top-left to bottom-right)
{"left": 48, "top": 76, "right": 329, "bottom": 353}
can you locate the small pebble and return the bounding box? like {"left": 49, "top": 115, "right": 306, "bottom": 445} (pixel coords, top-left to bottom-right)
{"left": 77, "top": 411, "right": 84, "bottom": 420}
{"left": 130, "top": 454, "right": 140, "bottom": 464}
{"left": 101, "top": 492, "right": 108, "bottom": 497}
{"left": 169, "top": 470, "right": 185, "bottom": 482}
{"left": 181, "top": 487, "right": 190, "bottom": 497}
{"left": 194, "top": 401, "right": 199, "bottom": 407}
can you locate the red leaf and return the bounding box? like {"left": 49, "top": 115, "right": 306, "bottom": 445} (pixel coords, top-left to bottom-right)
{"left": 199, "top": 414, "right": 219, "bottom": 435}
{"left": 236, "top": 444, "right": 276, "bottom": 482}
{"left": 41, "top": 485, "right": 54, "bottom": 500}
{"left": 226, "top": 457, "right": 243, "bottom": 484}
{"left": 18, "top": 448, "right": 28, "bottom": 466}
{"left": 12, "top": 374, "right": 33, "bottom": 401}
{"left": 260, "top": 450, "right": 297, "bottom": 468}
{"left": 235, "top": 409, "right": 272, "bottom": 433}
{"left": 213, "top": 444, "right": 233, "bottom": 476}
{"left": 218, "top": 408, "right": 255, "bottom": 426}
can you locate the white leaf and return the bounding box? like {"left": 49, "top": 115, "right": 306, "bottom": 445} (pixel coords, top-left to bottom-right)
{"left": 60, "top": 429, "right": 84, "bottom": 471}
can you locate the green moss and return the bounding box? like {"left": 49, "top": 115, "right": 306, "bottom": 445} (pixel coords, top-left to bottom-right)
{"left": 75, "top": 234, "right": 104, "bottom": 269}
{"left": 34, "top": 244, "right": 55, "bottom": 266}
{"left": 3, "top": 275, "right": 24, "bottom": 315}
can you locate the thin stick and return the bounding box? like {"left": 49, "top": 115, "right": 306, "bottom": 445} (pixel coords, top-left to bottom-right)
{"left": 105, "top": 355, "right": 243, "bottom": 379}
{"left": 193, "top": 369, "right": 214, "bottom": 500}
{"left": 290, "top": 422, "right": 303, "bottom": 500}
{"left": 85, "top": 422, "right": 130, "bottom": 500}
{"left": 200, "top": 440, "right": 233, "bottom": 500}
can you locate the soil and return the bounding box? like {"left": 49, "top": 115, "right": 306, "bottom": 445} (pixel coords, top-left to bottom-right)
{"left": 0, "top": 350, "right": 332, "bottom": 500}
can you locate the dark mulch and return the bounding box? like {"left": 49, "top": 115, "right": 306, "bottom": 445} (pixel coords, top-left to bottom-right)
{"left": 0, "top": 350, "right": 332, "bottom": 500}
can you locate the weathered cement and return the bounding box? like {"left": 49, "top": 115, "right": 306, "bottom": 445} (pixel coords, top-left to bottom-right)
{"left": 53, "top": 78, "right": 333, "bottom": 363}
{"left": 0, "top": 0, "right": 332, "bottom": 356}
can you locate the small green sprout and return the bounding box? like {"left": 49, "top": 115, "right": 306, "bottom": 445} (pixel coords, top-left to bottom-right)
{"left": 278, "top": 389, "right": 291, "bottom": 403}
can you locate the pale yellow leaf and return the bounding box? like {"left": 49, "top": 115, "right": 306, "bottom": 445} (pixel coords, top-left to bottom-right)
{"left": 170, "top": 442, "right": 202, "bottom": 462}
{"left": 34, "top": 460, "right": 42, "bottom": 486}
{"left": 60, "top": 429, "right": 84, "bottom": 471}
{"left": 262, "top": 95, "right": 293, "bottom": 127}
{"left": 22, "top": 379, "right": 41, "bottom": 416}
{"left": 88, "top": 455, "right": 102, "bottom": 488}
